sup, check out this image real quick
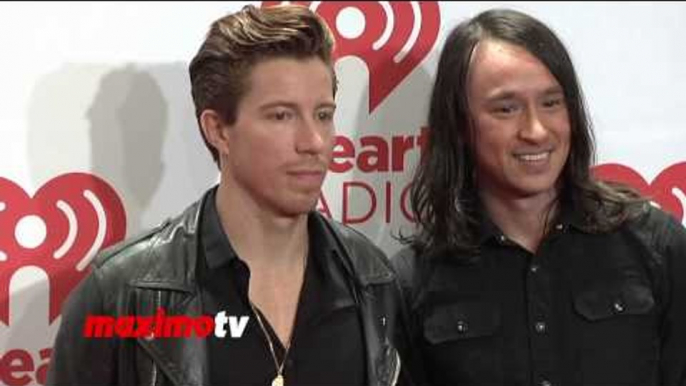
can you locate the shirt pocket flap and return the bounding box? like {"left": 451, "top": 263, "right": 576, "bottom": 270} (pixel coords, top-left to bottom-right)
{"left": 574, "top": 282, "right": 655, "bottom": 321}
{"left": 424, "top": 301, "right": 501, "bottom": 343}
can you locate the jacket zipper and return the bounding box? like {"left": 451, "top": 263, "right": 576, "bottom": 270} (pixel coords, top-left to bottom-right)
{"left": 150, "top": 290, "right": 162, "bottom": 386}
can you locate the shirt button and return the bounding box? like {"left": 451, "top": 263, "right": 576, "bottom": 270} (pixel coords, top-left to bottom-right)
{"left": 555, "top": 223, "right": 564, "bottom": 231}
{"left": 456, "top": 320, "right": 469, "bottom": 333}
{"left": 530, "top": 264, "right": 540, "bottom": 273}
{"left": 535, "top": 321, "right": 547, "bottom": 333}
{"left": 540, "top": 380, "right": 552, "bottom": 386}
{"left": 498, "top": 234, "right": 507, "bottom": 243}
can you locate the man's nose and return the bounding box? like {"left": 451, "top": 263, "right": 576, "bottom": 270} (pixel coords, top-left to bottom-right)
{"left": 296, "top": 118, "right": 328, "bottom": 154}
{"left": 519, "top": 108, "right": 548, "bottom": 142}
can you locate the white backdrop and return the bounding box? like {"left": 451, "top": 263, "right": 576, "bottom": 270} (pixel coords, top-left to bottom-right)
{"left": 0, "top": 2, "right": 685, "bottom": 385}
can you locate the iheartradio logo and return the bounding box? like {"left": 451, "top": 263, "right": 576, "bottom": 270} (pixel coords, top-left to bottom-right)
{"left": 262, "top": 1, "right": 441, "bottom": 113}
{"left": 0, "top": 173, "right": 126, "bottom": 326}
{"left": 593, "top": 162, "right": 686, "bottom": 221}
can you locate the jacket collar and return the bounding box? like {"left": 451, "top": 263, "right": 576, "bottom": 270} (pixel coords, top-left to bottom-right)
{"left": 131, "top": 188, "right": 396, "bottom": 292}
{"left": 313, "top": 212, "right": 395, "bottom": 286}
{"left": 129, "top": 195, "right": 203, "bottom": 294}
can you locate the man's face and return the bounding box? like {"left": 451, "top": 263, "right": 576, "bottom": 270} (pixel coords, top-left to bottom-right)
{"left": 221, "top": 57, "right": 335, "bottom": 217}
{"left": 467, "top": 40, "right": 571, "bottom": 202}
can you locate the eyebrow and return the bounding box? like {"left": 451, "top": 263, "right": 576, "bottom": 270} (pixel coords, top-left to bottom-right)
{"left": 487, "top": 86, "right": 564, "bottom": 102}
{"left": 541, "top": 86, "right": 565, "bottom": 97}
{"left": 258, "top": 101, "right": 336, "bottom": 111}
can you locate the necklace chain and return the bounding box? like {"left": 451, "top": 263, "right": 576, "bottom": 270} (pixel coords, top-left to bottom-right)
{"left": 248, "top": 300, "right": 294, "bottom": 381}
{"left": 246, "top": 246, "right": 308, "bottom": 386}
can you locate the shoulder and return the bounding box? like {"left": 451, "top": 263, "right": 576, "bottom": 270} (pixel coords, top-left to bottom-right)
{"left": 615, "top": 204, "right": 686, "bottom": 294}
{"left": 92, "top": 219, "right": 169, "bottom": 273}
{"left": 312, "top": 213, "right": 395, "bottom": 283}
{"left": 390, "top": 246, "right": 420, "bottom": 282}
{"left": 623, "top": 203, "right": 686, "bottom": 254}
{"left": 327, "top": 216, "right": 382, "bottom": 249}
{"left": 82, "top": 218, "right": 174, "bottom": 300}
{"left": 314, "top": 213, "right": 385, "bottom": 257}
{"left": 90, "top": 197, "right": 203, "bottom": 289}
{"left": 390, "top": 245, "right": 429, "bottom": 308}
{"left": 55, "top": 220, "right": 177, "bottom": 327}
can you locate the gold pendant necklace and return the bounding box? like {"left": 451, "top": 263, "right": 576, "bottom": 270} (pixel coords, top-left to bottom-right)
{"left": 271, "top": 374, "right": 284, "bottom": 386}
{"left": 248, "top": 248, "right": 307, "bottom": 386}
{"left": 249, "top": 301, "right": 293, "bottom": 386}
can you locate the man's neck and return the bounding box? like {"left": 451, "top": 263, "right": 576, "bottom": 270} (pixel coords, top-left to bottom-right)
{"left": 214, "top": 183, "right": 309, "bottom": 270}
{"left": 480, "top": 188, "right": 559, "bottom": 253}
{"left": 214, "top": 183, "right": 310, "bottom": 346}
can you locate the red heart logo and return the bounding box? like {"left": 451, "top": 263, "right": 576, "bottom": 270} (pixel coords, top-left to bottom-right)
{"left": 0, "top": 173, "right": 126, "bottom": 324}
{"left": 262, "top": 1, "right": 440, "bottom": 113}
{"left": 592, "top": 162, "right": 686, "bottom": 221}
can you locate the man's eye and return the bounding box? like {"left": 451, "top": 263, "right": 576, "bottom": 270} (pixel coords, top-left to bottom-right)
{"left": 270, "top": 110, "right": 292, "bottom": 121}
{"left": 542, "top": 97, "right": 564, "bottom": 109}
{"left": 317, "top": 110, "right": 335, "bottom": 121}
{"left": 493, "top": 103, "right": 519, "bottom": 115}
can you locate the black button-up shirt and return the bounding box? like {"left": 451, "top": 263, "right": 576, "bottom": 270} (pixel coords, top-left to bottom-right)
{"left": 198, "top": 190, "right": 366, "bottom": 385}
{"left": 395, "top": 204, "right": 686, "bottom": 386}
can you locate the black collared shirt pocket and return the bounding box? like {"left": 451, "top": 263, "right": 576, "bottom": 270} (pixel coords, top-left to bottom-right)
{"left": 572, "top": 281, "right": 660, "bottom": 385}
{"left": 422, "top": 301, "right": 503, "bottom": 383}
{"left": 574, "top": 281, "right": 655, "bottom": 321}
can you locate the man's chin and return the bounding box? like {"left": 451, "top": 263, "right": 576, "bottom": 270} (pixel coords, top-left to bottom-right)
{"left": 276, "top": 196, "right": 322, "bottom": 217}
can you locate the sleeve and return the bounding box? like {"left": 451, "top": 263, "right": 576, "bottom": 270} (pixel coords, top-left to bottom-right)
{"left": 659, "top": 215, "right": 686, "bottom": 386}
{"left": 391, "top": 248, "right": 429, "bottom": 386}
{"left": 46, "top": 269, "right": 117, "bottom": 386}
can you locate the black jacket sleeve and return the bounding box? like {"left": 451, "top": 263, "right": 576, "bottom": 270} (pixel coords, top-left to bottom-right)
{"left": 660, "top": 214, "right": 686, "bottom": 386}
{"left": 46, "top": 269, "right": 117, "bottom": 386}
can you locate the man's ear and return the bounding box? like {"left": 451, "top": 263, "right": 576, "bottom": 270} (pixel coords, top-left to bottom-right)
{"left": 200, "top": 109, "right": 231, "bottom": 157}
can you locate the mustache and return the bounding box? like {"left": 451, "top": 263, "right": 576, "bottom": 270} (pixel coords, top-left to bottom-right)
{"left": 285, "top": 160, "right": 330, "bottom": 173}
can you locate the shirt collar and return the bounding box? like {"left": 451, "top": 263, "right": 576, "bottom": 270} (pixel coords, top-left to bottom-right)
{"left": 557, "top": 198, "right": 588, "bottom": 232}
{"left": 475, "top": 196, "right": 589, "bottom": 246}
{"left": 477, "top": 212, "right": 502, "bottom": 245}
{"left": 201, "top": 187, "right": 341, "bottom": 271}
{"left": 201, "top": 187, "right": 239, "bottom": 270}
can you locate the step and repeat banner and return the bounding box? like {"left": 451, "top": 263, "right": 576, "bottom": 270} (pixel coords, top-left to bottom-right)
{"left": 1, "top": 2, "right": 685, "bottom": 385}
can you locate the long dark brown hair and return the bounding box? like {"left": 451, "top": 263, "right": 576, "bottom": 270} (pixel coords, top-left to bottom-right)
{"left": 407, "top": 9, "right": 645, "bottom": 255}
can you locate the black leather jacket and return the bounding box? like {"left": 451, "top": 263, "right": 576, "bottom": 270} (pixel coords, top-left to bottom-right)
{"left": 47, "top": 192, "right": 408, "bottom": 386}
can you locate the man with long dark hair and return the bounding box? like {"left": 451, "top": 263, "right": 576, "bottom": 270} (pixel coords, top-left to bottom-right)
{"left": 394, "top": 8, "right": 686, "bottom": 386}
